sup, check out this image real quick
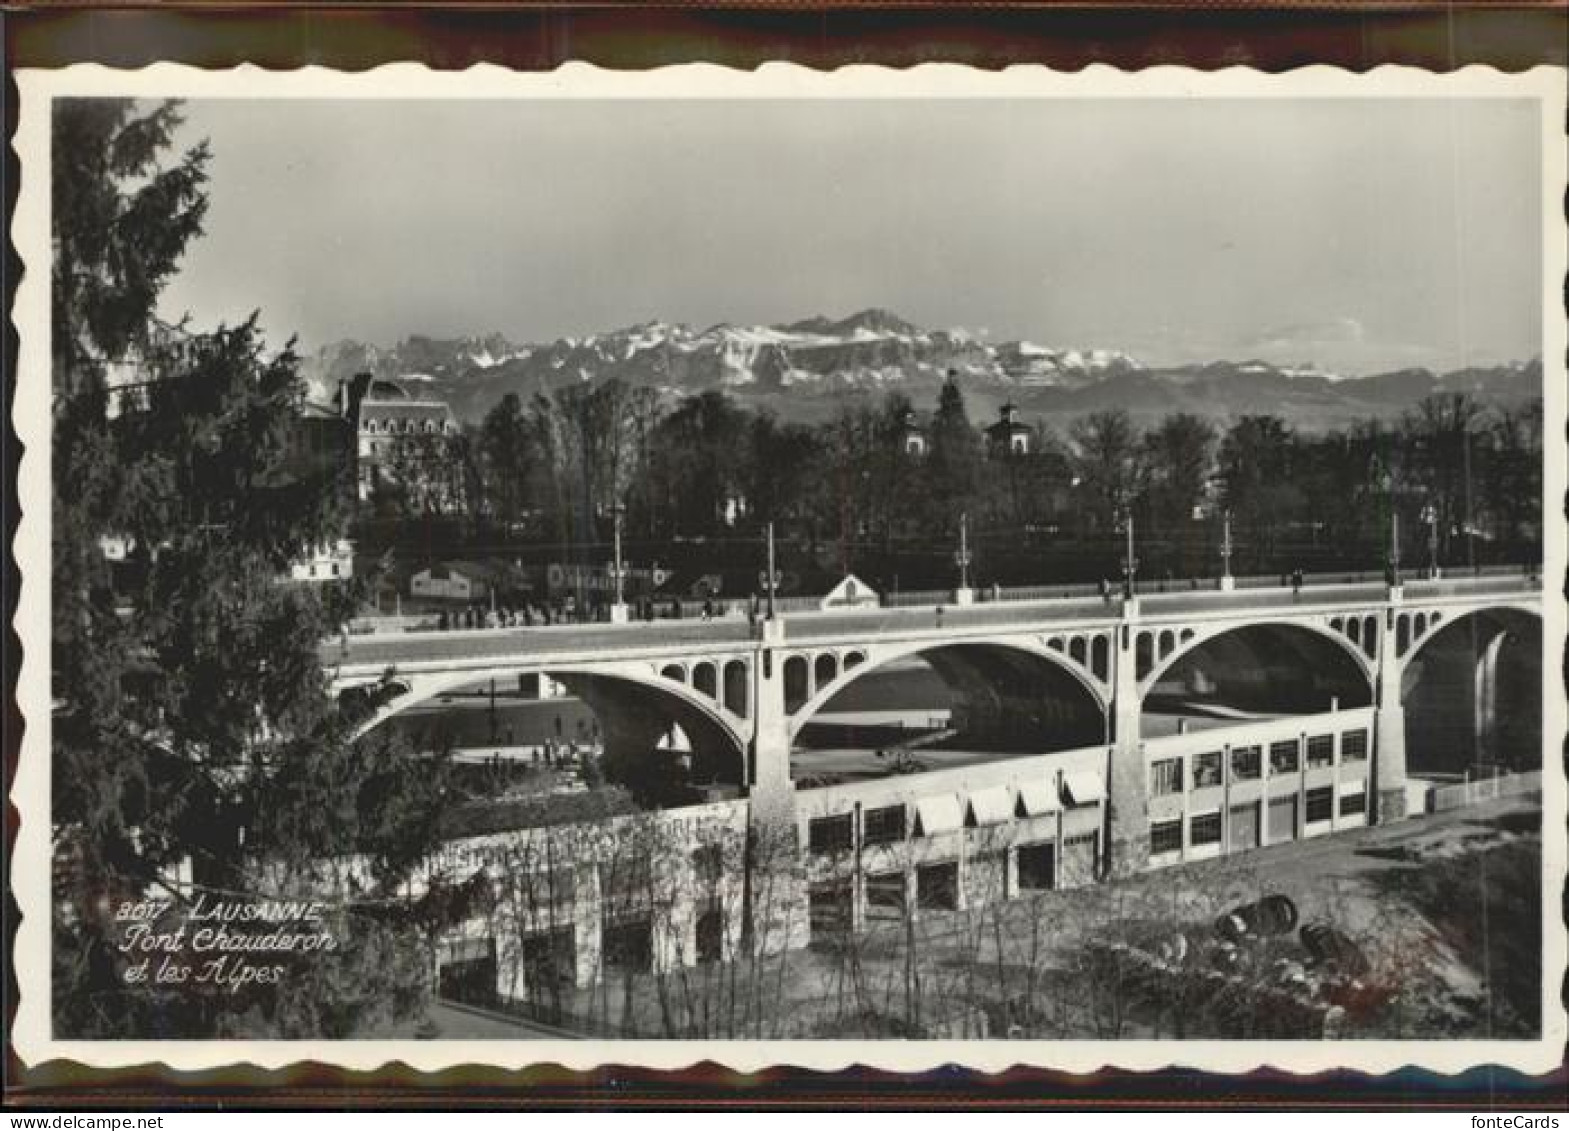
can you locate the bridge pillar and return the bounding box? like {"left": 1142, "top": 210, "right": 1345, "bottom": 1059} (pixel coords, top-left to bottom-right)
{"left": 745, "top": 625, "right": 808, "bottom": 955}
{"left": 1374, "top": 599, "right": 1409, "bottom": 822}
{"left": 1106, "top": 598, "right": 1149, "bottom": 875}
{"left": 1474, "top": 631, "right": 1506, "bottom": 767}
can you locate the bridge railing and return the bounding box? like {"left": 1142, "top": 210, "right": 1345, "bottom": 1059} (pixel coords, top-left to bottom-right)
{"left": 1420, "top": 770, "right": 1541, "bottom": 815}
{"left": 881, "top": 589, "right": 954, "bottom": 608}
{"left": 862, "top": 564, "right": 1538, "bottom": 613}
{"left": 339, "top": 562, "right": 1540, "bottom": 643}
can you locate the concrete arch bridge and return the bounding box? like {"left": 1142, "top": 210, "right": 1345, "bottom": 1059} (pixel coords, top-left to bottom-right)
{"left": 326, "top": 572, "right": 1541, "bottom": 876}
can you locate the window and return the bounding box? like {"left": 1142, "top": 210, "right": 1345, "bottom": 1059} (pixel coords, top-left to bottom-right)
{"left": 864, "top": 872, "right": 905, "bottom": 921}
{"left": 1269, "top": 740, "right": 1300, "bottom": 775}
{"left": 1305, "top": 787, "right": 1334, "bottom": 823}
{"left": 1017, "top": 842, "right": 1056, "bottom": 891}
{"left": 549, "top": 865, "right": 580, "bottom": 897}
{"left": 1230, "top": 745, "right": 1261, "bottom": 781}
{"left": 1063, "top": 831, "right": 1098, "bottom": 852}
{"left": 808, "top": 814, "right": 853, "bottom": 854}
{"left": 1339, "top": 788, "right": 1367, "bottom": 817}
{"left": 691, "top": 844, "right": 725, "bottom": 894}
{"left": 696, "top": 908, "right": 724, "bottom": 963}
{"left": 916, "top": 862, "right": 958, "bottom": 912}
{"left": 599, "top": 858, "right": 652, "bottom": 906}
{"left": 1190, "top": 811, "right": 1222, "bottom": 847}
{"left": 1192, "top": 751, "right": 1223, "bottom": 789}
{"left": 970, "top": 853, "right": 1008, "bottom": 900}
{"left": 601, "top": 918, "right": 652, "bottom": 973}
{"left": 1150, "top": 820, "right": 1183, "bottom": 856}
{"left": 1306, "top": 735, "right": 1335, "bottom": 768}
{"left": 1341, "top": 730, "right": 1369, "bottom": 763}
{"left": 808, "top": 881, "right": 852, "bottom": 934}
{"left": 862, "top": 804, "right": 906, "bottom": 846}
{"left": 1150, "top": 757, "right": 1183, "bottom": 797}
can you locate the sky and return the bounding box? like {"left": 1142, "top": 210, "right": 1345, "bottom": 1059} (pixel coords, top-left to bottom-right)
{"left": 152, "top": 96, "right": 1545, "bottom": 376}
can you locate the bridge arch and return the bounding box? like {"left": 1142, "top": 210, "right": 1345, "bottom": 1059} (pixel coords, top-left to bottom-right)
{"left": 346, "top": 662, "right": 750, "bottom": 808}
{"left": 1399, "top": 604, "right": 1542, "bottom": 776}
{"left": 1138, "top": 618, "right": 1375, "bottom": 709}
{"left": 789, "top": 636, "right": 1109, "bottom": 748}
{"left": 1395, "top": 601, "right": 1540, "bottom": 672}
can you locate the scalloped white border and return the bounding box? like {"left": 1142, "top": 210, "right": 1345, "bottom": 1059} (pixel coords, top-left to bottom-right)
{"left": 11, "top": 61, "right": 1568, "bottom": 1079}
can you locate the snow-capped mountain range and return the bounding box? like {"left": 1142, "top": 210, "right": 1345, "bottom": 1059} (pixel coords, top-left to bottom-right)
{"left": 301, "top": 309, "right": 1139, "bottom": 415}
{"left": 298, "top": 309, "right": 1539, "bottom": 429}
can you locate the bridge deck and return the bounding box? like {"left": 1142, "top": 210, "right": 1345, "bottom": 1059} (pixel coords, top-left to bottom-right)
{"left": 325, "top": 573, "right": 1540, "bottom": 675}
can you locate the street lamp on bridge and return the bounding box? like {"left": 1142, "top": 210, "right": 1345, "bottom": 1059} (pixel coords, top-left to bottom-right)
{"left": 953, "top": 511, "right": 974, "bottom": 605}
{"left": 1118, "top": 506, "right": 1138, "bottom": 600}
{"left": 1219, "top": 509, "right": 1235, "bottom": 592}
{"left": 1387, "top": 509, "right": 1402, "bottom": 588}
{"left": 1421, "top": 502, "right": 1440, "bottom": 580}
{"left": 759, "top": 520, "right": 782, "bottom": 621}
{"left": 608, "top": 502, "right": 629, "bottom": 624}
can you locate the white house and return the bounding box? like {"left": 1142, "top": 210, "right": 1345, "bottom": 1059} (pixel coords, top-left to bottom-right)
{"left": 820, "top": 574, "right": 880, "bottom": 611}
{"left": 289, "top": 539, "right": 354, "bottom": 583}
{"left": 411, "top": 562, "right": 489, "bottom": 602}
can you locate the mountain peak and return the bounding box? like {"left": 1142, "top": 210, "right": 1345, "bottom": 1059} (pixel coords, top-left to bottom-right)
{"left": 778, "top": 308, "right": 920, "bottom": 339}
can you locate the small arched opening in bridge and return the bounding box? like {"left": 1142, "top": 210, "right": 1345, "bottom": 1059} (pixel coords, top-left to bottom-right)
{"left": 790, "top": 641, "right": 1105, "bottom": 787}
{"left": 1142, "top": 623, "right": 1372, "bottom": 738}
{"left": 1401, "top": 607, "right": 1541, "bottom": 778}
{"left": 355, "top": 668, "right": 747, "bottom": 813}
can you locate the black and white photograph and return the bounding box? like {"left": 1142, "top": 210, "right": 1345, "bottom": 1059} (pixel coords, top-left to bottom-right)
{"left": 10, "top": 63, "right": 1566, "bottom": 1073}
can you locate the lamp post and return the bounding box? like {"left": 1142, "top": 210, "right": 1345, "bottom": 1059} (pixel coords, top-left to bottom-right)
{"left": 608, "top": 502, "right": 629, "bottom": 623}
{"left": 1119, "top": 506, "right": 1138, "bottom": 600}
{"left": 760, "top": 520, "right": 781, "bottom": 621}
{"left": 1388, "top": 509, "right": 1402, "bottom": 588}
{"left": 1421, "top": 502, "right": 1439, "bottom": 580}
{"left": 953, "top": 511, "right": 974, "bottom": 605}
{"left": 1219, "top": 509, "right": 1235, "bottom": 592}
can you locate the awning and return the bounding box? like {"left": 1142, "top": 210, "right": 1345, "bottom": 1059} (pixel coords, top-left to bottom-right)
{"left": 1015, "top": 780, "right": 1060, "bottom": 818}
{"left": 914, "top": 793, "right": 964, "bottom": 836}
{"left": 1337, "top": 779, "right": 1367, "bottom": 799}
{"left": 967, "top": 786, "right": 1012, "bottom": 827}
{"left": 1061, "top": 770, "right": 1105, "bottom": 807}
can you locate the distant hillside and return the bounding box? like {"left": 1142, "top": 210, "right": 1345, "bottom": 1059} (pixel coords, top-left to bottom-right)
{"left": 298, "top": 310, "right": 1540, "bottom": 431}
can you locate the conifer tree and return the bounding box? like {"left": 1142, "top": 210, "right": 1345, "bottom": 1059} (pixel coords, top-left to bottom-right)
{"left": 924, "top": 371, "right": 982, "bottom": 531}
{"left": 50, "top": 98, "right": 447, "bottom": 1037}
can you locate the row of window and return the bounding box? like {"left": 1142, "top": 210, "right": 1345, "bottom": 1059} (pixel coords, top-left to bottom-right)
{"left": 361, "top": 417, "right": 455, "bottom": 435}
{"left": 363, "top": 438, "right": 459, "bottom": 457}
{"left": 808, "top": 805, "right": 906, "bottom": 854}
{"left": 512, "top": 847, "right": 733, "bottom": 909}
{"left": 1149, "top": 729, "right": 1369, "bottom": 795}
{"left": 811, "top": 831, "right": 1101, "bottom": 928}
{"left": 1149, "top": 784, "right": 1366, "bottom": 856}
